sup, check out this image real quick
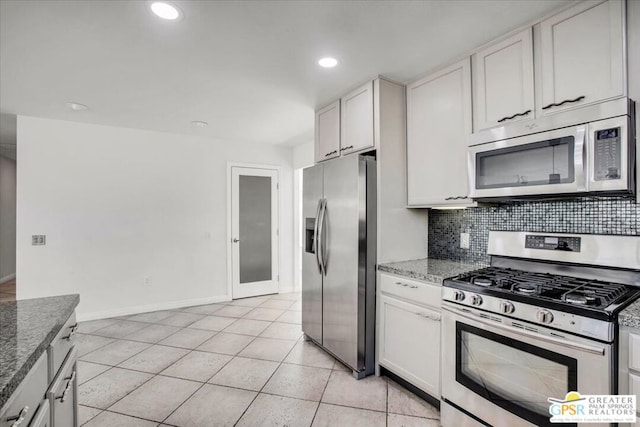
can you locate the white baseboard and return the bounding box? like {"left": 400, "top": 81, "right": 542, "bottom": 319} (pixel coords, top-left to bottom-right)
{"left": 278, "top": 284, "right": 297, "bottom": 294}
{"left": 77, "top": 294, "right": 232, "bottom": 322}
{"left": 0, "top": 273, "right": 16, "bottom": 284}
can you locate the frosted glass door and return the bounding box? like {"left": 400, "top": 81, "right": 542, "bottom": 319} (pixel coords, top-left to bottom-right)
{"left": 231, "top": 167, "right": 279, "bottom": 299}
{"left": 239, "top": 175, "right": 272, "bottom": 283}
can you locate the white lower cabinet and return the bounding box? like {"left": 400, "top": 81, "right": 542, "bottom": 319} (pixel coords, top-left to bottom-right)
{"left": 378, "top": 275, "right": 441, "bottom": 399}
{"left": 617, "top": 326, "right": 640, "bottom": 427}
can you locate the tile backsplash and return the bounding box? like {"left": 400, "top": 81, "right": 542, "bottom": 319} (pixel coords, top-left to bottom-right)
{"left": 428, "top": 196, "right": 640, "bottom": 265}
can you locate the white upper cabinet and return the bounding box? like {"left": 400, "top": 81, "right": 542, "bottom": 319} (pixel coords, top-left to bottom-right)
{"left": 315, "top": 100, "right": 340, "bottom": 163}
{"left": 341, "top": 81, "right": 375, "bottom": 155}
{"left": 537, "top": 0, "right": 625, "bottom": 116}
{"left": 406, "top": 58, "right": 473, "bottom": 207}
{"left": 473, "top": 28, "right": 535, "bottom": 131}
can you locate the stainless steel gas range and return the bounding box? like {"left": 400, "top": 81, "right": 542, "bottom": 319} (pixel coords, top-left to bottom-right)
{"left": 441, "top": 231, "right": 640, "bottom": 427}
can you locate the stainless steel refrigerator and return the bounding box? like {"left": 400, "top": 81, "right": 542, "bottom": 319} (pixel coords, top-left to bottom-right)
{"left": 302, "top": 154, "right": 376, "bottom": 379}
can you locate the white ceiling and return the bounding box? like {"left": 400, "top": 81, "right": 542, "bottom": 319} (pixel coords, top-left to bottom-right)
{"left": 0, "top": 0, "right": 574, "bottom": 147}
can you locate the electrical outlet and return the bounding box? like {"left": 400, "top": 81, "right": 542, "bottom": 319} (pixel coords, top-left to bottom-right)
{"left": 460, "top": 233, "right": 470, "bottom": 249}
{"left": 144, "top": 276, "right": 152, "bottom": 286}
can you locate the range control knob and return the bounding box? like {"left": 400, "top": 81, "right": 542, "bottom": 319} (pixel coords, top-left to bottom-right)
{"left": 499, "top": 301, "right": 515, "bottom": 315}
{"left": 453, "top": 290, "right": 465, "bottom": 302}
{"left": 470, "top": 294, "right": 483, "bottom": 306}
{"left": 536, "top": 309, "right": 554, "bottom": 324}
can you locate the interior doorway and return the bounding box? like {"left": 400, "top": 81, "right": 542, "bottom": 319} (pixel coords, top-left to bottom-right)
{"left": 0, "top": 128, "right": 17, "bottom": 301}
{"left": 229, "top": 165, "right": 280, "bottom": 299}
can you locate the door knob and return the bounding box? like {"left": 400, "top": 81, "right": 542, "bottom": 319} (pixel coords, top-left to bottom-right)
{"left": 233, "top": 238, "right": 240, "bottom": 243}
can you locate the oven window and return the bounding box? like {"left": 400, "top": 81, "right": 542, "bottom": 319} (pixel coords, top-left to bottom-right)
{"left": 476, "top": 136, "right": 575, "bottom": 189}
{"left": 456, "top": 322, "right": 577, "bottom": 427}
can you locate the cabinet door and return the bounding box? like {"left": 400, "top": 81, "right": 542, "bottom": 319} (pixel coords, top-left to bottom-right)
{"left": 630, "top": 373, "right": 640, "bottom": 416}
{"left": 0, "top": 354, "right": 47, "bottom": 427}
{"left": 473, "top": 28, "right": 534, "bottom": 131}
{"left": 378, "top": 295, "right": 440, "bottom": 398}
{"left": 406, "top": 58, "right": 473, "bottom": 206}
{"left": 315, "top": 100, "right": 340, "bottom": 163}
{"left": 341, "top": 81, "right": 374, "bottom": 155}
{"left": 538, "top": 0, "right": 625, "bottom": 115}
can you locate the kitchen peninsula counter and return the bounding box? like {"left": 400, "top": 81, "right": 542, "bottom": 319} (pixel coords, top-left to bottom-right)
{"left": 0, "top": 294, "right": 79, "bottom": 409}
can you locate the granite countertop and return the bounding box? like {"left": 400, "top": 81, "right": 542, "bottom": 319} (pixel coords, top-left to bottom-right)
{"left": 0, "top": 294, "right": 79, "bottom": 410}
{"left": 378, "top": 258, "right": 483, "bottom": 284}
{"left": 619, "top": 298, "right": 640, "bottom": 328}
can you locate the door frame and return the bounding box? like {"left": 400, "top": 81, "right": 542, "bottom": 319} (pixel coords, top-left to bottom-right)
{"left": 226, "top": 162, "right": 281, "bottom": 299}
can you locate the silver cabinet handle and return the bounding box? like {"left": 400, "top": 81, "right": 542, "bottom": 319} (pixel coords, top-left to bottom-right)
{"left": 57, "top": 371, "right": 76, "bottom": 403}
{"left": 419, "top": 312, "right": 441, "bottom": 321}
{"left": 7, "top": 406, "right": 29, "bottom": 427}
{"left": 63, "top": 323, "right": 78, "bottom": 340}
{"left": 395, "top": 281, "right": 418, "bottom": 289}
{"left": 232, "top": 238, "right": 240, "bottom": 243}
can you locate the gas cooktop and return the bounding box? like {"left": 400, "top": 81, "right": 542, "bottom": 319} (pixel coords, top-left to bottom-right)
{"left": 453, "top": 266, "right": 633, "bottom": 309}
{"left": 444, "top": 265, "right": 640, "bottom": 321}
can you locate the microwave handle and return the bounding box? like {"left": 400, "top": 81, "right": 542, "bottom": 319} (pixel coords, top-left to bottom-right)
{"left": 574, "top": 126, "right": 587, "bottom": 192}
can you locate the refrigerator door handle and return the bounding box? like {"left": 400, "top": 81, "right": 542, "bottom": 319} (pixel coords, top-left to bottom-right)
{"left": 313, "top": 199, "right": 323, "bottom": 274}
{"left": 319, "top": 198, "right": 328, "bottom": 275}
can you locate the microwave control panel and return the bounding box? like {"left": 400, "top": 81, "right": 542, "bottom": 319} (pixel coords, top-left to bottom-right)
{"left": 593, "top": 127, "right": 621, "bottom": 181}
{"left": 525, "top": 235, "right": 581, "bottom": 252}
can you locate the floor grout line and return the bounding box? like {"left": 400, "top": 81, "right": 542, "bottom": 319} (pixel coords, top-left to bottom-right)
{"left": 232, "top": 333, "right": 306, "bottom": 426}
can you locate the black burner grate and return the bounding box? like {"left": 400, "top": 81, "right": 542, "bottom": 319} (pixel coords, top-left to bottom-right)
{"left": 455, "top": 267, "right": 630, "bottom": 309}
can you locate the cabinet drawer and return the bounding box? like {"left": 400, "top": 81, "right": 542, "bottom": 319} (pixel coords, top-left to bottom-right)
{"left": 629, "top": 373, "right": 640, "bottom": 415}
{"left": 29, "top": 400, "right": 50, "bottom": 427}
{"left": 48, "top": 313, "right": 77, "bottom": 382}
{"left": 629, "top": 333, "right": 640, "bottom": 371}
{"left": 48, "top": 348, "right": 77, "bottom": 427}
{"left": 379, "top": 273, "right": 441, "bottom": 309}
{"left": 0, "top": 353, "right": 47, "bottom": 427}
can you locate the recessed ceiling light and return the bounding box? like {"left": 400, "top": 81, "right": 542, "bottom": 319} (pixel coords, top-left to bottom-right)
{"left": 191, "top": 121, "right": 208, "bottom": 128}
{"left": 150, "top": 2, "right": 182, "bottom": 20}
{"left": 66, "top": 102, "right": 89, "bottom": 111}
{"left": 318, "top": 57, "right": 338, "bottom": 68}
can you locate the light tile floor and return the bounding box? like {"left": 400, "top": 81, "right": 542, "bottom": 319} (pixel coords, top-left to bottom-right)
{"left": 77, "top": 292, "right": 441, "bottom": 426}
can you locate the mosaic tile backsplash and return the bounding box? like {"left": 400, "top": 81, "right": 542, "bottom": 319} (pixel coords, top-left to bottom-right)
{"left": 428, "top": 196, "right": 640, "bottom": 265}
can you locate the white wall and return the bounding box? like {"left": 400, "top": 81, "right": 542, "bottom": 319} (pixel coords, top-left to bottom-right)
{"left": 17, "top": 116, "right": 294, "bottom": 320}
{"left": 0, "top": 155, "right": 17, "bottom": 281}
{"left": 292, "top": 141, "right": 314, "bottom": 170}
{"left": 291, "top": 141, "right": 313, "bottom": 290}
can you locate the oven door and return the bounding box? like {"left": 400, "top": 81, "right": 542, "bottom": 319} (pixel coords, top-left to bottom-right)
{"left": 441, "top": 303, "right": 613, "bottom": 427}
{"left": 468, "top": 125, "right": 586, "bottom": 199}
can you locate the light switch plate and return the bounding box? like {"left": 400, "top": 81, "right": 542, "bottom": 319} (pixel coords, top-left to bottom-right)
{"left": 32, "top": 235, "right": 46, "bottom": 246}
{"left": 460, "top": 233, "right": 470, "bottom": 249}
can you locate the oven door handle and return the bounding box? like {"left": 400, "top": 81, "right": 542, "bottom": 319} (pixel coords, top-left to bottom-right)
{"left": 443, "top": 305, "right": 606, "bottom": 356}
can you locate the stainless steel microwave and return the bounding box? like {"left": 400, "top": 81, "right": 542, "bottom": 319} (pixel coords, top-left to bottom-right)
{"left": 468, "top": 114, "right": 636, "bottom": 200}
